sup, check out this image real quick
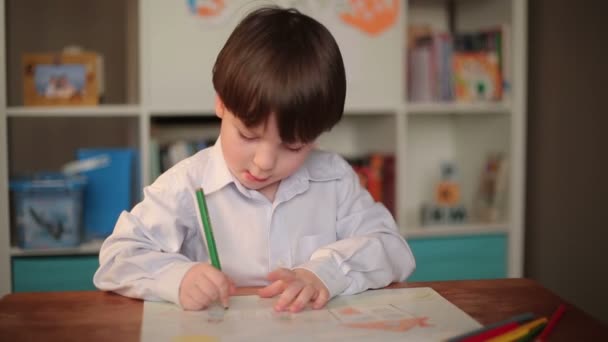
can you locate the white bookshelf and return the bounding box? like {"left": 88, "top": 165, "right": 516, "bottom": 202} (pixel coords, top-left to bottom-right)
{"left": 0, "top": 0, "right": 527, "bottom": 295}
{"left": 405, "top": 222, "right": 510, "bottom": 238}
{"left": 406, "top": 102, "right": 512, "bottom": 115}
{"left": 6, "top": 105, "right": 141, "bottom": 117}
{"left": 0, "top": 0, "right": 11, "bottom": 297}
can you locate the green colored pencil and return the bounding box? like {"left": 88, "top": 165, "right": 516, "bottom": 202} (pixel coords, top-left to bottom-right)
{"left": 196, "top": 188, "right": 221, "bottom": 270}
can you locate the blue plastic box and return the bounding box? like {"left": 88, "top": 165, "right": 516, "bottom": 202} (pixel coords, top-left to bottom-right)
{"left": 76, "top": 148, "right": 136, "bottom": 240}
{"left": 9, "top": 174, "right": 86, "bottom": 249}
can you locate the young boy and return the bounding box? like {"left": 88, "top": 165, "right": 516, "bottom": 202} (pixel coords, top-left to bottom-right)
{"left": 94, "top": 6, "right": 415, "bottom": 313}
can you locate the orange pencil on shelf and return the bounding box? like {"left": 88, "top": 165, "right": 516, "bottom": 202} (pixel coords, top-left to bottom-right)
{"left": 535, "top": 304, "right": 566, "bottom": 342}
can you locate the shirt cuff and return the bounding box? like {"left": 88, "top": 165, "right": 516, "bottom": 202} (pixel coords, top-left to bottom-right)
{"left": 153, "top": 261, "right": 198, "bottom": 307}
{"left": 294, "top": 256, "right": 349, "bottom": 299}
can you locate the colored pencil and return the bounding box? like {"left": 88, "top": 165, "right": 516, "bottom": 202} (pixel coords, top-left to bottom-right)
{"left": 460, "top": 322, "right": 520, "bottom": 342}
{"left": 535, "top": 304, "right": 566, "bottom": 342}
{"left": 196, "top": 188, "right": 221, "bottom": 270}
{"left": 448, "top": 312, "right": 536, "bottom": 342}
{"left": 196, "top": 188, "right": 227, "bottom": 314}
{"left": 486, "top": 317, "right": 548, "bottom": 342}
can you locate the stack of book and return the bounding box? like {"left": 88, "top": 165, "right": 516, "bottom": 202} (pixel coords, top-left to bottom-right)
{"left": 346, "top": 153, "right": 396, "bottom": 217}
{"left": 407, "top": 25, "right": 511, "bottom": 102}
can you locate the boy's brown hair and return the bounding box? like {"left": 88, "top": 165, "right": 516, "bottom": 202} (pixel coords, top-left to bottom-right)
{"left": 213, "top": 6, "right": 346, "bottom": 144}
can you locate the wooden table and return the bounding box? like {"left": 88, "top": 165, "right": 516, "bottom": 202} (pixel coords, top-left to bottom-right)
{"left": 1, "top": 278, "right": 606, "bottom": 341}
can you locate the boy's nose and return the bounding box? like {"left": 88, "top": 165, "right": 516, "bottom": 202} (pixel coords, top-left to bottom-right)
{"left": 253, "top": 145, "right": 277, "bottom": 172}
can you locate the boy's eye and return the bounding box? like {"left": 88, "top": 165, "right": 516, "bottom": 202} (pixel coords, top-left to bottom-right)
{"left": 238, "top": 131, "right": 256, "bottom": 140}
{"left": 285, "top": 145, "right": 304, "bottom": 152}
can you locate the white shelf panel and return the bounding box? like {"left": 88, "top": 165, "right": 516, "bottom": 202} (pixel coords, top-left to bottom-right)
{"left": 406, "top": 102, "right": 511, "bottom": 115}
{"left": 10, "top": 239, "right": 104, "bottom": 257}
{"left": 6, "top": 105, "right": 141, "bottom": 117}
{"left": 403, "top": 222, "right": 509, "bottom": 238}
{"left": 344, "top": 103, "right": 399, "bottom": 115}
{"left": 149, "top": 108, "right": 216, "bottom": 117}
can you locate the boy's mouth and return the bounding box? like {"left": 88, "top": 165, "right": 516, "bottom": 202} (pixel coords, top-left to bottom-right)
{"left": 245, "top": 171, "right": 269, "bottom": 183}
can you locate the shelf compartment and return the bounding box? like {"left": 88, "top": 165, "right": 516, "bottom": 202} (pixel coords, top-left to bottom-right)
{"left": 8, "top": 116, "right": 140, "bottom": 176}
{"left": 5, "top": 0, "right": 139, "bottom": 106}
{"left": 317, "top": 114, "right": 397, "bottom": 158}
{"left": 404, "top": 114, "right": 510, "bottom": 228}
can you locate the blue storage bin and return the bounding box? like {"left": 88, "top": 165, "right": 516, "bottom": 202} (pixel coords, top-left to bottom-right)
{"left": 76, "top": 148, "right": 136, "bottom": 240}
{"left": 9, "top": 173, "right": 86, "bottom": 249}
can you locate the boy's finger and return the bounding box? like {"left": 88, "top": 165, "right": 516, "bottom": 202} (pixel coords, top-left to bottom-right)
{"left": 267, "top": 268, "right": 296, "bottom": 282}
{"left": 195, "top": 275, "right": 219, "bottom": 303}
{"left": 289, "top": 285, "right": 316, "bottom": 313}
{"left": 275, "top": 281, "right": 304, "bottom": 311}
{"left": 258, "top": 279, "right": 286, "bottom": 298}
{"left": 184, "top": 290, "right": 208, "bottom": 311}
{"left": 229, "top": 280, "right": 237, "bottom": 295}
{"left": 214, "top": 277, "right": 231, "bottom": 308}
{"left": 214, "top": 284, "right": 229, "bottom": 308}
{"left": 204, "top": 271, "right": 231, "bottom": 307}
{"left": 312, "top": 289, "right": 330, "bottom": 310}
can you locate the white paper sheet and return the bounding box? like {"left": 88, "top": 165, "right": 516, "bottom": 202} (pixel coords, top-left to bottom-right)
{"left": 141, "top": 287, "right": 481, "bottom": 342}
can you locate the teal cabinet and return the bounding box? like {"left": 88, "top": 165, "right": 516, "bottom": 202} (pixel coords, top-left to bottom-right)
{"left": 10, "top": 234, "right": 506, "bottom": 292}
{"left": 407, "top": 233, "right": 507, "bottom": 281}
{"left": 12, "top": 256, "right": 99, "bottom": 292}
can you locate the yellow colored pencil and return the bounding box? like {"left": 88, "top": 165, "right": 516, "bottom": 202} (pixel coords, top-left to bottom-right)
{"left": 486, "top": 317, "right": 548, "bottom": 342}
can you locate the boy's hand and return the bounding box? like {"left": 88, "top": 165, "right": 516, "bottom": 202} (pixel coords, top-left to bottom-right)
{"left": 258, "top": 268, "right": 330, "bottom": 313}
{"left": 178, "top": 263, "right": 236, "bottom": 311}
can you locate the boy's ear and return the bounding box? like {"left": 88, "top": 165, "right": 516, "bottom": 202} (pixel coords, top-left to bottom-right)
{"left": 215, "top": 95, "right": 225, "bottom": 119}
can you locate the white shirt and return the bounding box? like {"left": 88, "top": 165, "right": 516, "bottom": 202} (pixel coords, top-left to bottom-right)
{"left": 94, "top": 140, "right": 416, "bottom": 306}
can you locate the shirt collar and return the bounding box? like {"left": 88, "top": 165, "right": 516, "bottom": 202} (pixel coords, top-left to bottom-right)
{"left": 200, "top": 136, "right": 236, "bottom": 195}
{"left": 274, "top": 149, "right": 346, "bottom": 203}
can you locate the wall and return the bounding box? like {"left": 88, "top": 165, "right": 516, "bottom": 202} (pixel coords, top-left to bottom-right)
{"left": 526, "top": 0, "right": 608, "bottom": 324}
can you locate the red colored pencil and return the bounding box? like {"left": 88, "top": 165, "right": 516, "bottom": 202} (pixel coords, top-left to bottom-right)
{"left": 536, "top": 304, "right": 566, "bottom": 342}
{"left": 461, "top": 322, "right": 520, "bottom": 342}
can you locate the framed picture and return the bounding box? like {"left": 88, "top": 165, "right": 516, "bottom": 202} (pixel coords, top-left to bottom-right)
{"left": 22, "top": 52, "right": 100, "bottom": 106}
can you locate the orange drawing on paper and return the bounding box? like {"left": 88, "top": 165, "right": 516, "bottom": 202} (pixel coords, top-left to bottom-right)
{"left": 339, "top": 307, "right": 363, "bottom": 315}
{"left": 339, "top": 0, "right": 399, "bottom": 36}
{"left": 344, "top": 316, "right": 431, "bottom": 332}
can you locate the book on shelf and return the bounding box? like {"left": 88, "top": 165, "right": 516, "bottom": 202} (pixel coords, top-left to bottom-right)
{"left": 453, "top": 51, "right": 502, "bottom": 102}
{"left": 345, "top": 153, "right": 396, "bottom": 217}
{"left": 407, "top": 24, "right": 511, "bottom": 103}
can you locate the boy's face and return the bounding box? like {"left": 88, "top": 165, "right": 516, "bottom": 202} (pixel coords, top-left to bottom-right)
{"left": 215, "top": 97, "right": 315, "bottom": 201}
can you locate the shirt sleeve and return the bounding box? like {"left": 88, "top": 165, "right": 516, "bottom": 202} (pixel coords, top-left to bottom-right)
{"left": 93, "top": 173, "right": 200, "bottom": 306}
{"left": 295, "top": 160, "right": 416, "bottom": 299}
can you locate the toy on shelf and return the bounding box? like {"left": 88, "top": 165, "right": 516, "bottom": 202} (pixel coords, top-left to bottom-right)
{"left": 474, "top": 153, "right": 508, "bottom": 223}
{"left": 421, "top": 161, "right": 467, "bottom": 226}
